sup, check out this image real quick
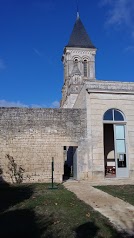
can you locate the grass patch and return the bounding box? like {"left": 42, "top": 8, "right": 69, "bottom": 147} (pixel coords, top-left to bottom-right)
{"left": 94, "top": 185, "right": 134, "bottom": 206}
{"left": 0, "top": 182, "right": 129, "bottom": 237}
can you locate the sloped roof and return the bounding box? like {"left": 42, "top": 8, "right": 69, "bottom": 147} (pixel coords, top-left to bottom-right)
{"left": 66, "top": 17, "right": 95, "bottom": 49}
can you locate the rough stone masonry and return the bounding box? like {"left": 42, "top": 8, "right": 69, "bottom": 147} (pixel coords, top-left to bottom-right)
{"left": 0, "top": 108, "right": 86, "bottom": 183}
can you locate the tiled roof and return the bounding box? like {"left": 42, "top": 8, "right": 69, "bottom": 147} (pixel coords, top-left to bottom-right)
{"left": 66, "top": 17, "right": 95, "bottom": 49}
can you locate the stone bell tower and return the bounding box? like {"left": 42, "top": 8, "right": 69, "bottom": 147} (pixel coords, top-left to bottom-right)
{"left": 60, "top": 14, "right": 97, "bottom": 108}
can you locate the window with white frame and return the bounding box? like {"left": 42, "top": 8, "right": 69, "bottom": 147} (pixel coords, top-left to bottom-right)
{"left": 103, "top": 109, "right": 125, "bottom": 121}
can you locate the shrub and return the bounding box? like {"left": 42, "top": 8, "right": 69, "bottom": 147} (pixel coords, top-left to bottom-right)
{"left": 6, "top": 154, "right": 25, "bottom": 184}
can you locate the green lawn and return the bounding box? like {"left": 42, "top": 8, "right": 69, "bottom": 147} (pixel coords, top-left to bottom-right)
{"left": 94, "top": 185, "right": 134, "bottom": 206}
{"left": 0, "top": 183, "right": 130, "bottom": 238}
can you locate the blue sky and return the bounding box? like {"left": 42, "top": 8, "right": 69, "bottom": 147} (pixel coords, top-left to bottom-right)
{"left": 0, "top": 0, "right": 134, "bottom": 108}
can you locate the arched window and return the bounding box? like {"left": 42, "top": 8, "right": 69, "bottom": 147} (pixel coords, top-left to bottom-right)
{"left": 103, "top": 109, "right": 125, "bottom": 121}
{"left": 103, "top": 109, "right": 128, "bottom": 178}
{"left": 83, "top": 60, "right": 88, "bottom": 77}
{"left": 74, "top": 58, "right": 78, "bottom": 67}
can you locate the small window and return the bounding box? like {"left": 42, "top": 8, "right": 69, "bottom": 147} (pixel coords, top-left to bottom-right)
{"left": 103, "top": 109, "right": 124, "bottom": 121}
{"left": 74, "top": 58, "right": 78, "bottom": 66}
{"left": 83, "top": 60, "right": 88, "bottom": 77}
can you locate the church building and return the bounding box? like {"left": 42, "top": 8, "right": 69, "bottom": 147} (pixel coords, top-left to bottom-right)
{"left": 0, "top": 15, "right": 134, "bottom": 183}
{"left": 61, "top": 14, "right": 134, "bottom": 181}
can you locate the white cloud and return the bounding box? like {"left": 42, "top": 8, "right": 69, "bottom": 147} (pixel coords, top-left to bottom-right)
{"left": 0, "top": 100, "right": 60, "bottom": 108}
{"left": 0, "top": 59, "right": 6, "bottom": 70}
{"left": 31, "top": 101, "right": 60, "bottom": 108}
{"left": 31, "top": 104, "right": 47, "bottom": 108}
{"left": 124, "top": 45, "right": 134, "bottom": 52}
{"left": 100, "top": 0, "right": 134, "bottom": 36}
{"left": 0, "top": 100, "right": 28, "bottom": 108}
{"left": 50, "top": 101, "right": 60, "bottom": 108}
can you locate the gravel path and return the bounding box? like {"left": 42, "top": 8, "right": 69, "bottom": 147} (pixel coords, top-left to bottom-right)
{"left": 64, "top": 180, "right": 134, "bottom": 236}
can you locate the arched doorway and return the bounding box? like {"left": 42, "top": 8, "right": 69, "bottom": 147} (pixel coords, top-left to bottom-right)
{"left": 103, "top": 109, "right": 129, "bottom": 178}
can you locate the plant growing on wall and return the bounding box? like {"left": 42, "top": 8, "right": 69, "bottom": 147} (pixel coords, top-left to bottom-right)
{"left": 6, "top": 154, "right": 25, "bottom": 184}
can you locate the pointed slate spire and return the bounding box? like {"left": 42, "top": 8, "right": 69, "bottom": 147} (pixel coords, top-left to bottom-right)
{"left": 66, "top": 17, "right": 95, "bottom": 49}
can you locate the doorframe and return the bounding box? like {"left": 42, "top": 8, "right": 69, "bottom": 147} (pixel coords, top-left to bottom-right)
{"left": 62, "top": 145, "right": 78, "bottom": 181}
{"left": 103, "top": 123, "right": 116, "bottom": 177}
{"left": 72, "top": 146, "right": 78, "bottom": 180}
{"left": 103, "top": 121, "right": 129, "bottom": 178}
{"left": 113, "top": 123, "right": 129, "bottom": 178}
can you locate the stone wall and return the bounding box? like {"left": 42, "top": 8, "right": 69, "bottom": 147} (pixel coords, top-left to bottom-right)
{"left": 74, "top": 85, "right": 87, "bottom": 109}
{"left": 0, "top": 108, "right": 86, "bottom": 183}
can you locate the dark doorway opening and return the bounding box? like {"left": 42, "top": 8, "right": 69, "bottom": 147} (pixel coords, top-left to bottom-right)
{"left": 104, "top": 124, "right": 116, "bottom": 178}
{"left": 63, "top": 146, "right": 77, "bottom": 181}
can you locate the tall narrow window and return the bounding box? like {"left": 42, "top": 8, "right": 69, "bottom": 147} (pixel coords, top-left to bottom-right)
{"left": 103, "top": 108, "right": 128, "bottom": 178}
{"left": 74, "top": 58, "right": 78, "bottom": 67}
{"left": 83, "top": 60, "right": 88, "bottom": 77}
